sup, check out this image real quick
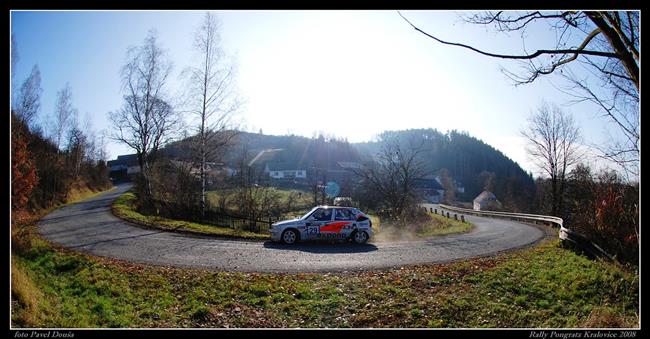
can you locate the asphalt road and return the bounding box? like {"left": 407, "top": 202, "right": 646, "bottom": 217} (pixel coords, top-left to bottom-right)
{"left": 38, "top": 183, "right": 547, "bottom": 273}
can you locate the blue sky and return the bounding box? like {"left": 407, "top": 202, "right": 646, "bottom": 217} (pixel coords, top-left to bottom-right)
{"left": 11, "top": 10, "right": 620, "bottom": 176}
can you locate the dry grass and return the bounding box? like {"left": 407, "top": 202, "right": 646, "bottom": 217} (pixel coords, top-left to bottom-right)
{"left": 10, "top": 185, "right": 639, "bottom": 328}
{"left": 11, "top": 258, "right": 42, "bottom": 327}
{"left": 371, "top": 212, "right": 474, "bottom": 243}
{"left": 11, "top": 185, "right": 115, "bottom": 327}
{"left": 64, "top": 183, "right": 114, "bottom": 205}
{"left": 580, "top": 306, "right": 639, "bottom": 328}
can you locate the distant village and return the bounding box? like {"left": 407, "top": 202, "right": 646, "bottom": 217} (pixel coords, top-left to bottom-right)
{"left": 108, "top": 148, "right": 502, "bottom": 211}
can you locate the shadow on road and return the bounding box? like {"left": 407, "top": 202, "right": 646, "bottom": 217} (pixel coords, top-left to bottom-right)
{"left": 262, "top": 241, "right": 378, "bottom": 253}
{"left": 76, "top": 196, "right": 119, "bottom": 211}
{"left": 39, "top": 209, "right": 111, "bottom": 223}
{"left": 67, "top": 229, "right": 168, "bottom": 249}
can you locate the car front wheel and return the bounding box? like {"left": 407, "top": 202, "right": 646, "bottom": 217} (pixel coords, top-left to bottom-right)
{"left": 281, "top": 229, "right": 299, "bottom": 245}
{"left": 352, "top": 230, "right": 368, "bottom": 244}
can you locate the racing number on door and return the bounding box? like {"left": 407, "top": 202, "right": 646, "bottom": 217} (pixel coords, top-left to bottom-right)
{"left": 307, "top": 226, "right": 319, "bottom": 236}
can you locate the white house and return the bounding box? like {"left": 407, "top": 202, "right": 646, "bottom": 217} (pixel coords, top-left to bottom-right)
{"left": 473, "top": 190, "right": 502, "bottom": 211}
{"left": 265, "top": 163, "right": 307, "bottom": 179}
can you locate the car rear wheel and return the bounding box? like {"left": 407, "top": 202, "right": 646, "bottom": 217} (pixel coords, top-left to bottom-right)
{"left": 352, "top": 230, "right": 368, "bottom": 244}
{"left": 281, "top": 229, "right": 299, "bottom": 245}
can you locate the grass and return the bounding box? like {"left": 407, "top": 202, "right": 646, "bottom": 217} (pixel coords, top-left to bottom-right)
{"left": 12, "top": 187, "right": 638, "bottom": 327}
{"left": 11, "top": 257, "right": 43, "bottom": 326}
{"left": 11, "top": 184, "right": 116, "bottom": 327}
{"left": 370, "top": 212, "right": 474, "bottom": 243}
{"left": 64, "top": 183, "right": 116, "bottom": 206}
{"left": 417, "top": 212, "right": 474, "bottom": 237}
{"left": 112, "top": 192, "right": 269, "bottom": 240}
{"left": 12, "top": 213, "right": 639, "bottom": 328}
{"left": 206, "top": 187, "right": 312, "bottom": 214}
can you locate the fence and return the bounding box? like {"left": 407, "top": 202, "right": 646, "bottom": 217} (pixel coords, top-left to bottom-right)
{"left": 150, "top": 199, "right": 299, "bottom": 234}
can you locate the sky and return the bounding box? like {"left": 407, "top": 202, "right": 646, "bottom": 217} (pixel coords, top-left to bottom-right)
{"left": 10, "top": 10, "right": 623, "bottom": 176}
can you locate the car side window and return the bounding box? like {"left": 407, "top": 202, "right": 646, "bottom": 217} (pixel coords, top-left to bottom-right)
{"left": 335, "top": 209, "right": 354, "bottom": 221}
{"left": 313, "top": 209, "right": 332, "bottom": 221}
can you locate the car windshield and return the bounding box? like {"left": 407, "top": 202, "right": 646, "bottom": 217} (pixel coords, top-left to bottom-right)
{"left": 300, "top": 207, "right": 320, "bottom": 220}
{"left": 312, "top": 209, "right": 333, "bottom": 221}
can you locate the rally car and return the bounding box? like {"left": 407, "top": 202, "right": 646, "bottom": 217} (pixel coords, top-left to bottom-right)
{"left": 270, "top": 206, "right": 373, "bottom": 245}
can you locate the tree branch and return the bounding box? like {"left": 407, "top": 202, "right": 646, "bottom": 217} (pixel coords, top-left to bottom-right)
{"left": 585, "top": 12, "right": 639, "bottom": 91}
{"left": 398, "top": 11, "right": 618, "bottom": 61}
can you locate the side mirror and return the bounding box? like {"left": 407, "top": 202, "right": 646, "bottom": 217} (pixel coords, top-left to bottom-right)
{"left": 356, "top": 215, "right": 368, "bottom": 222}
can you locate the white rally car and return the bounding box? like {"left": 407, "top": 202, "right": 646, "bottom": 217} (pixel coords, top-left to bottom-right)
{"left": 270, "top": 206, "right": 373, "bottom": 245}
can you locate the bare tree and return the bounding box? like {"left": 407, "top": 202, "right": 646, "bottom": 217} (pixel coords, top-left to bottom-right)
{"left": 51, "top": 83, "right": 78, "bottom": 151}
{"left": 183, "top": 12, "right": 241, "bottom": 216}
{"left": 400, "top": 10, "right": 639, "bottom": 178}
{"left": 354, "top": 136, "right": 426, "bottom": 221}
{"left": 522, "top": 102, "right": 582, "bottom": 217}
{"left": 14, "top": 65, "right": 43, "bottom": 127}
{"left": 479, "top": 170, "right": 496, "bottom": 192}
{"left": 438, "top": 168, "right": 456, "bottom": 204}
{"left": 307, "top": 166, "right": 327, "bottom": 206}
{"left": 233, "top": 145, "right": 281, "bottom": 229}
{"left": 96, "top": 133, "right": 108, "bottom": 162}
{"left": 80, "top": 113, "right": 99, "bottom": 164}
{"left": 66, "top": 126, "right": 86, "bottom": 178}
{"left": 557, "top": 65, "right": 638, "bottom": 178}
{"left": 108, "top": 30, "right": 181, "bottom": 204}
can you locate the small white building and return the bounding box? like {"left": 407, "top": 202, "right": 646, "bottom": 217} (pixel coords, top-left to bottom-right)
{"left": 473, "top": 190, "right": 502, "bottom": 211}
{"left": 265, "top": 163, "right": 307, "bottom": 179}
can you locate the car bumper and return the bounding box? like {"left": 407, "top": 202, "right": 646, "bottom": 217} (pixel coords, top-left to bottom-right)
{"left": 269, "top": 229, "right": 282, "bottom": 242}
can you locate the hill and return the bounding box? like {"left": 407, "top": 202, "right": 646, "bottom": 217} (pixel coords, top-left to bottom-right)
{"left": 364, "top": 129, "right": 535, "bottom": 207}
{"left": 162, "top": 128, "right": 535, "bottom": 211}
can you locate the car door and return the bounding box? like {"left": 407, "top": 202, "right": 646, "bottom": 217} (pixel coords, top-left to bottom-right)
{"left": 305, "top": 208, "right": 332, "bottom": 240}
{"left": 320, "top": 208, "right": 355, "bottom": 239}
{"left": 330, "top": 208, "right": 355, "bottom": 238}
{"left": 313, "top": 208, "right": 336, "bottom": 239}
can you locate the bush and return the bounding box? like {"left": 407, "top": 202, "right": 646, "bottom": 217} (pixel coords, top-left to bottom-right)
{"left": 564, "top": 166, "right": 638, "bottom": 265}
{"left": 11, "top": 110, "right": 112, "bottom": 212}
{"left": 150, "top": 160, "right": 201, "bottom": 217}
{"left": 11, "top": 119, "right": 38, "bottom": 212}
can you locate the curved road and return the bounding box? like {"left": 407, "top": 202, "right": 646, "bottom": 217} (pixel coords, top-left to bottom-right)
{"left": 38, "top": 184, "right": 547, "bottom": 273}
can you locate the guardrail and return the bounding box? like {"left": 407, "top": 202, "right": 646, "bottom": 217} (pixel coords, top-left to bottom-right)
{"left": 435, "top": 204, "right": 613, "bottom": 260}
{"left": 438, "top": 203, "right": 564, "bottom": 227}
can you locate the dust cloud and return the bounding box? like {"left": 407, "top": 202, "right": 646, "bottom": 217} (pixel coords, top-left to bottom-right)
{"left": 370, "top": 221, "right": 423, "bottom": 244}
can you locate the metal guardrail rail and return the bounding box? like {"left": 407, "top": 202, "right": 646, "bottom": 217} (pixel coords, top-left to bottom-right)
{"left": 438, "top": 203, "right": 564, "bottom": 227}
{"left": 436, "top": 204, "right": 614, "bottom": 260}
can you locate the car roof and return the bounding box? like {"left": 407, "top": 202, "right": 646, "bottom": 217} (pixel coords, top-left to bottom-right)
{"left": 314, "top": 205, "right": 357, "bottom": 209}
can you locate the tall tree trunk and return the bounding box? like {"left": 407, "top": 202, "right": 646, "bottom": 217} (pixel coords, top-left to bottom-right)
{"left": 201, "top": 151, "right": 206, "bottom": 218}
{"left": 551, "top": 175, "right": 558, "bottom": 216}
{"left": 138, "top": 152, "right": 154, "bottom": 209}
